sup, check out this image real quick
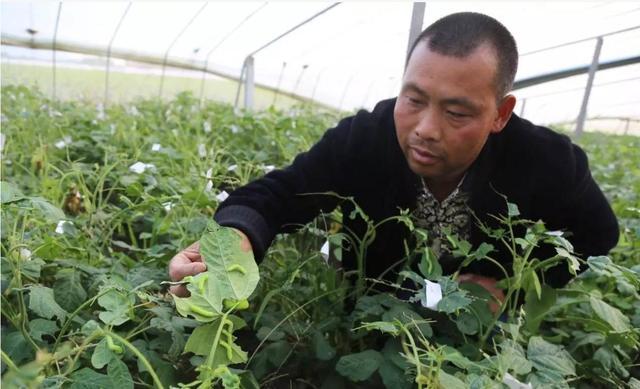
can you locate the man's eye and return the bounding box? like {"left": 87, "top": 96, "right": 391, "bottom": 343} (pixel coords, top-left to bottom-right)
{"left": 407, "top": 97, "right": 422, "bottom": 105}
{"left": 447, "top": 110, "right": 468, "bottom": 118}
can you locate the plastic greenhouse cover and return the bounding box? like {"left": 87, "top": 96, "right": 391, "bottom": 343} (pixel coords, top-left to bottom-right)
{"left": 1, "top": 1, "right": 639, "bottom": 126}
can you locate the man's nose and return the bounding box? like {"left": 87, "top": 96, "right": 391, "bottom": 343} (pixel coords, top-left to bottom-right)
{"left": 414, "top": 109, "right": 442, "bottom": 142}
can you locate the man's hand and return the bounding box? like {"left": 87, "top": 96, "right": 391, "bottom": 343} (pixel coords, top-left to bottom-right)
{"left": 457, "top": 273, "right": 505, "bottom": 314}
{"left": 168, "top": 241, "right": 206, "bottom": 297}
{"left": 168, "top": 229, "right": 252, "bottom": 297}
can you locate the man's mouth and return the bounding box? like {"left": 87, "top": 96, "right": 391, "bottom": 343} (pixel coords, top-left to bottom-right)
{"left": 409, "top": 146, "right": 441, "bottom": 165}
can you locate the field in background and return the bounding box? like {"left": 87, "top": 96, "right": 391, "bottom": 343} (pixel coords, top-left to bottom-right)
{"left": 1, "top": 62, "right": 303, "bottom": 110}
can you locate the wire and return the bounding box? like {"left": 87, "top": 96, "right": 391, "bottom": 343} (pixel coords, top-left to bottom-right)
{"left": 200, "top": 2, "right": 268, "bottom": 106}
{"left": 521, "top": 25, "right": 640, "bottom": 57}
{"left": 105, "top": 2, "right": 132, "bottom": 106}
{"left": 159, "top": 2, "right": 208, "bottom": 98}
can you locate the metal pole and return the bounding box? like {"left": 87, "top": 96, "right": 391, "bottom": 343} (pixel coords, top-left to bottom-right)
{"left": 244, "top": 56, "right": 255, "bottom": 110}
{"left": 519, "top": 98, "right": 526, "bottom": 117}
{"left": 292, "top": 64, "right": 309, "bottom": 96}
{"left": 159, "top": 2, "right": 207, "bottom": 99}
{"left": 105, "top": 2, "right": 132, "bottom": 106}
{"left": 339, "top": 74, "right": 355, "bottom": 111}
{"left": 310, "top": 67, "right": 327, "bottom": 101}
{"left": 405, "top": 2, "right": 426, "bottom": 63}
{"left": 272, "top": 61, "right": 287, "bottom": 106}
{"left": 199, "top": 2, "right": 268, "bottom": 107}
{"left": 52, "top": 2, "right": 62, "bottom": 102}
{"left": 624, "top": 118, "right": 630, "bottom": 135}
{"left": 361, "top": 79, "right": 376, "bottom": 108}
{"left": 575, "top": 37, "right": 603, "bottom": 137}
{"left": 234, "top": 62, "right": 247, "bottom": 110}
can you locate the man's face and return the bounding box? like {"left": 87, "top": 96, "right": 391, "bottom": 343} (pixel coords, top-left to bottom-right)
{"left": 394, "top": 41, "right": 514, "bottom": 185}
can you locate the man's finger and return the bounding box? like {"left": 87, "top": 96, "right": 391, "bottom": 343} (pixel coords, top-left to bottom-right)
{"left": 170, "top": 284, "right": 189, "bottom": 297}
{"left": 169, "top": 260, "right": 206, "bottom": 281}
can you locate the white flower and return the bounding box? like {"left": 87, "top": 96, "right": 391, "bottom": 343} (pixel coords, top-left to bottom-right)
{"left": 163, "top": 201, "right": 174, "bottom": 211}
{"left": 205, "top": 180, "right": 213, "bottom": 192}
{"left": 203, "top": 121, "right": 212, "bottom": 133}
{"left": 227, "top": 164, "right": 237, "bottom": 172}
{"left": 151, "top": 143, "right": 162, "bottom": 152}
{"left": 230, "top": 125, "right": 240, "bottom": 134}
{"left": 129, "top": 162, "right": 155, "bottom": 174}
{"left": 109, "top": 123, "right": 116, "bottom": 134}
{"left": 198, "top": 144, "right": 206, "bottom": 158}
{"left": 19, "top": 248, "right": 32, "bottom": 261}
{"left": 205, "top": 168, "right": 213, "bottom": 179}
{"left": 96, "top": 103, "right": 106, "bottom": 120}
{"left": 54, "top": 136, "right": 72, "bottom": 149}
{"left": 216, "top": 191, "right": 229, "bottom": 202}
{"left": 55, "top": 220, "right": 73, "bottom": 234}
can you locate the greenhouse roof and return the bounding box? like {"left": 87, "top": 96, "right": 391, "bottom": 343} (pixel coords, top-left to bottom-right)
{"left": 2, "top": 1, "right": 639, "bottom": 130}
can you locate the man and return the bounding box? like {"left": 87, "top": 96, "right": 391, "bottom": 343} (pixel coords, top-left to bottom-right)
{"left": 169, "top": 12, "right": 618, "bottom": 298}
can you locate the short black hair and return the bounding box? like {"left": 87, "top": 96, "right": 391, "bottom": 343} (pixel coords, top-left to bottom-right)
{"left": 407, "top": 12, "right": 518, "bottom": 100}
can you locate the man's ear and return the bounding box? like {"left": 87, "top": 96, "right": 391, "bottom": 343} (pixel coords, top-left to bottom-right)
{"left": 491, "top": 94, "right": 516, "bottom": 134}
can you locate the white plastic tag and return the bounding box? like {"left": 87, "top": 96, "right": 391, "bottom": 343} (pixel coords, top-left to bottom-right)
{"left": 503, "top": 373, "right": 532, "bottom": 389}
{"left": 198, "top": 144, "right": 206, "bottom": 158}
{"left": 320, "top": 240, "right": 330, "bottom": 262}
{"left": 216, "top": 191, "right": 229, "bottom": 202}
{"left": 421, "top": 279, "right": 442, "bottom": 309}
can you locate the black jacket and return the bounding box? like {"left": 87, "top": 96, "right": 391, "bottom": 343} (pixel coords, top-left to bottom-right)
{"left": 215, "top": 98, "right": 618, "bottom": 287}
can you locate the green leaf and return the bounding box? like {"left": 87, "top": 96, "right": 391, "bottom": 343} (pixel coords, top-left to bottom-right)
{"left": 313, "top": 330, "right": 336, "bottom": 361}
{"left": 264, "top": 340, "right": 292, "bottom": 366}
{"left": 378, "top": 359, "right": 411, "bottom": 389}
{"left": 28, "top": 197, "right": 65, "bottom": 222}
{"left": 91, "top": 338, "right": 116, "bottom": 369}
{"left": 499, "top": 340, "right": 532, "bottom": 375}
{"left": 336, "top": 350, "right": 383, "bottom": 382}
{"left": 507, "top": 202, "right": 520, "bottom": 217}
{"left": 356, "top": 321, "right": 400, "bottom": 336}
{"left": 589, "top": 296, "right": 631, "bottom": 332}
{"left": 69, "top": 368, "right": 113, "bottom": 389}
{"left": 1, "top": 331, "right": 34, "bottom": 366}
{"left": 0, "top": 181, "right": 25, "bottom": 203}
{"left": 437, "top": 290, "right": 472, "bottom": 314}
{"left": 97, "top": 289, "right": 134, "bottom": 326}
{"left": 555, "top": 247, "right": 580, "bottom": 274}
{"left": 29, "top": 318, "right": 59, "bottom": 342}
{"left": 527, "top": 336, "right": 575, "bottom": 378}
{"left": 184, "top": 318, "right": 247, "bottom": 365}
{"left": 107, "top": 358, "right": 133, "bottom": 389}
{"left": 173, "top": 221, "right": 260, "bottom": 322}
{"left": 628, "top": 377, "right": 640, "bottom": 389}
{"left": 28, "top": 285, "right": 67, "bottom": 321}
{"left": 199, "top": 221, "right": 260, "bottom": 301}
{"left": 455, "top": 311, "right": 479, "bottom": 335}
{"left": 54, "top": 268, "right": 87, "bottom": 312}
{"left": 524, "top": 285, "right": 557, "bottom": 333}
{"left": 437, "top": 369, "right": 466, "bottom": 389}
{"left": 522, "top": 270, "right": 542, "bottom": 300}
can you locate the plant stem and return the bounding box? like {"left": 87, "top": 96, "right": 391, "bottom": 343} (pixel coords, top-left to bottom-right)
{"left": 1, "top": 350, "right": 20, "bottom": 371}
{"left": 105, "top": 330, "right": 165, "bottom": 389}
